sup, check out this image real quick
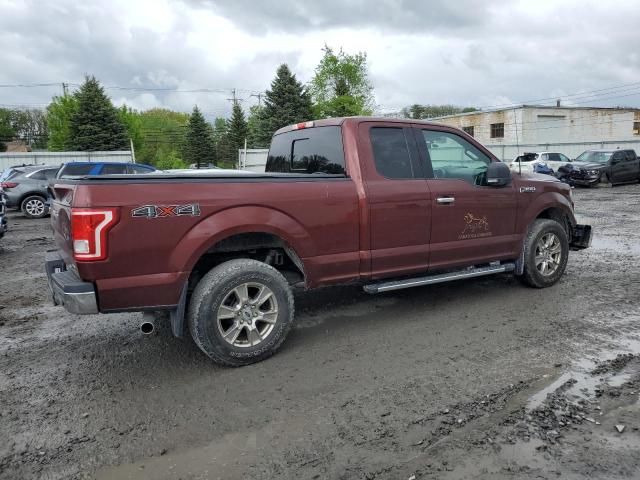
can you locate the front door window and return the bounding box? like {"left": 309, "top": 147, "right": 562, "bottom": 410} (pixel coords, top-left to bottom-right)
{"left": 421, "top": 130, "right": 491, "bottom": 186}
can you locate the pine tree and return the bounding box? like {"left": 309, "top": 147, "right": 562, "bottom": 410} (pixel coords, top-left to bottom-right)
{"left": 256, "top": 64, "right": 313, "bottom": 146}
{"left": 226, "top": 102, "right": 248, "bottom": 161}
{"left": 68, "top": 76, "right": 129, "bottom": 151}
{"left": 183, "top": 106, "right": 215, "bottom": 168}
{"left": 211, "top": 117, "right": 231, "bottom": 167}
{"left": 246, "top": 105, "right": 266, "bottom": 148}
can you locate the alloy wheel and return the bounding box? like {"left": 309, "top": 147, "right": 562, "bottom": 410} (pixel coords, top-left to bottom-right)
{"left": 535, "top": 233, "right": 562, "bottom": 276}
{"left": 216, "top": 282, "right": 278, "bottom": 348}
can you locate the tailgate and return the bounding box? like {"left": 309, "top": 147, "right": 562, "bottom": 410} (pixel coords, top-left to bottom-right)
{"left": 49, "top": 182, "right": 77, "bottom": 267}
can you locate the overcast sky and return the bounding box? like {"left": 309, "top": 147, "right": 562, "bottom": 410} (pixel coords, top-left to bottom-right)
{"left": 1, "top": 0, "right": 639, "bottom": 120}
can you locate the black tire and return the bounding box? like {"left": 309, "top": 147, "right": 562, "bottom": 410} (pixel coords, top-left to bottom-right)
{"left": 21, "top": 195, "right": 48, "bottom": 219}
{"left": 188, "top": 259, "right": 295, "bottom": 367}
{"left": 519, "top": 219, "right": 569, "bottom": 288}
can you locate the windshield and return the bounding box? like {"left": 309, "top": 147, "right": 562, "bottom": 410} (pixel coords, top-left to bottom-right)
{"left": 575, "top": 151, "right": 612, "bottom": 164}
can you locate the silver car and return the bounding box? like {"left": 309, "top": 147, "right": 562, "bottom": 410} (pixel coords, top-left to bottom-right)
{"left": 0, "top": 165, "right": 60, "bottom": 218}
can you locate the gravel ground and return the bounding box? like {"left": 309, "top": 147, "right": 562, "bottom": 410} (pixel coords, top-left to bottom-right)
{"left": 1, "top": 185, "right": 639, "bottom": 480}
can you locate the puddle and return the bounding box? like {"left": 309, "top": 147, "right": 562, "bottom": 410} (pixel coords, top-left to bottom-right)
{"left": 527, "top": 335, "right": 640, "bottom": 410}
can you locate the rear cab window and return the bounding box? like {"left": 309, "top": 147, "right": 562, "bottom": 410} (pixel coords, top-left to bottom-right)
{"left": 266, "top": 126, "right": 346, "bottom": 175}
{"left": 369, "top": 127, "right": 415, "bottom": 179}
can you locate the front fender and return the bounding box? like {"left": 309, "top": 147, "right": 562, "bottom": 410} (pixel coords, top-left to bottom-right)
{"left": 169, "top": 205, "right": 315, "bottom": 273}
{"left": 520, "top": 191, "right": 576, "bottom": 233}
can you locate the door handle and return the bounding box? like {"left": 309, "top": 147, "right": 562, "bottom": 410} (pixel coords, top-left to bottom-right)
{"left": 436, "top": 196, "right": 455, "bottom": 205}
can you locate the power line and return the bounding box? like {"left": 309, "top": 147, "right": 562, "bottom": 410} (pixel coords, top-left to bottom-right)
{"left": 378, "top": 82, "right": 640, "bottom": 116}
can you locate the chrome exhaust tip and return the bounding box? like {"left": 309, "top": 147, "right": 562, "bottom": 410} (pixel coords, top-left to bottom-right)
{"left": 140, "top": 321, "right": 155, "bottom": 335}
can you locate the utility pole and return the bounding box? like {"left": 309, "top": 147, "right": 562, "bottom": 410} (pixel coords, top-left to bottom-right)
{"left": 227, "top": 88, "right": 237, "bottom": 105}
{"left": 250, "top": 92, "right": 264, "bottom": 107}
{"left": 62, "top": 82, "right": 68, "bottom": 95}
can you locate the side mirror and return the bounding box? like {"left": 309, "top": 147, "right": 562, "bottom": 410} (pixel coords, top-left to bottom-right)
{"left": 486, "top": 162, "right": 512, "bottom": 187}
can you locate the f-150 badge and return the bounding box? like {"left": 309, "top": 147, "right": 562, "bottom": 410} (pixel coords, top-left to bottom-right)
{"left": 132, "top": 204, "right": 201, "bottom": 218}
{"left": 459, "top": 213, "right": 492, "bottom": 240}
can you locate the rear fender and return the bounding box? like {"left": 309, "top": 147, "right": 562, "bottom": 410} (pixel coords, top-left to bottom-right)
{"left": 170, "top": 206, "right": 315, "bottom": 273}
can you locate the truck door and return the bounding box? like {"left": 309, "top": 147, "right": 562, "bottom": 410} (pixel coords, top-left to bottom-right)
{"left": 609, "top": 151, "right": 626, "bottom": 183}
{"left": 623, "top": 150, "right": 638, "bottom": 182}
{"left": 414, "top": 126, "right": 519, "bottom": 270}
{"left": 357, "top": 122, "right": 431, "bottom": 279}
{"left": 630, "top": 150, "right": 640, "bottom": 181}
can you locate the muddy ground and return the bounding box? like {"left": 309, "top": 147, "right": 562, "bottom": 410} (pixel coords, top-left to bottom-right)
{"left": 1, "top": 185, "right": 639, "bottom": 480}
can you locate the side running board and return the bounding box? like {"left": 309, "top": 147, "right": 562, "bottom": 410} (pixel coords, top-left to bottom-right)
{"left": 363, "top": 263, "right": 516, "bottom": 294}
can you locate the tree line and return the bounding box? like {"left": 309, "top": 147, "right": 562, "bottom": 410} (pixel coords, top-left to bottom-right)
{"left": 1, "top": 45, "right": 476, "bottom": 167}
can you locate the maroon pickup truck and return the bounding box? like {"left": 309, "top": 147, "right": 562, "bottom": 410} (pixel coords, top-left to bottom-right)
{"left": 46, "top": 118, "right": 591, "bottom": 366}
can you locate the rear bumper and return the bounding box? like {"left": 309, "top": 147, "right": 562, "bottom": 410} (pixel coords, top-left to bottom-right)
{"left": 45, "top": 251, "right": 98, "bottom": 314}
{"left": 570, "top": 224, "right": 592, "bottom": 250}
{"left": 4, "top": 192, "right": 19, "bottom": 208}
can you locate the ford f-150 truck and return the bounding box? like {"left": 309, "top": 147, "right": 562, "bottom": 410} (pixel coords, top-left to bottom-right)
{"left": 46, "top": 117, "right": 592, "bottom": 366}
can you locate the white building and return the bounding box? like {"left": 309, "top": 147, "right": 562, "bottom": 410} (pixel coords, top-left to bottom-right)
{"left": 238, "top": 148, "right": 269, "bottom": 172}
{"left": 433, "top": 105, "right": 640, "bottom": 160}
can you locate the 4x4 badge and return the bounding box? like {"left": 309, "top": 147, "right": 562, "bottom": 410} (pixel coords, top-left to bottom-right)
{"left": 132, "top": 204, "right": 201, "bottom": 218}
{"left": 520, "top": 186, "right": 536, "bottom": 193}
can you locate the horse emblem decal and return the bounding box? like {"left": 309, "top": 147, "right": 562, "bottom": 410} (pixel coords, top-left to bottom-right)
{"left": 459, "top": 213, "right": 492, "bottom": 239}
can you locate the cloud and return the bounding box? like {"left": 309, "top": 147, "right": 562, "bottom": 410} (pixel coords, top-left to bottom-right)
{"left": 189, "top": 0, "right": 500, "bottom": 34}
{"left": 0, "top": 0, "right": 639, "bottom": 119}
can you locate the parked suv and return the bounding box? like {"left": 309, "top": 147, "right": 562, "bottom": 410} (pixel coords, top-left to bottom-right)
{"left": 0, "top": 165, "right": 60, "bottom": 218}
{"left": 56, "top": 162, "right": 156, "bottom": 178}
{"left": 510, "top": 152, "right": 572, "bottom": 174}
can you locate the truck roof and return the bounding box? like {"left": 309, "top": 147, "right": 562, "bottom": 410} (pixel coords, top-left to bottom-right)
{"left": 273, "top": 116, "right": 449, "bottom": 135}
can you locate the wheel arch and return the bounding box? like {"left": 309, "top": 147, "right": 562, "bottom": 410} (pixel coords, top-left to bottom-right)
{"left": 173, "top": 206, "right": 313, "bottom": 289}
{"left": 19, "top": 191, "right": 47, "bottom": 207}
{"left": 522, "top": 191, "right": 576, "bottom": 239}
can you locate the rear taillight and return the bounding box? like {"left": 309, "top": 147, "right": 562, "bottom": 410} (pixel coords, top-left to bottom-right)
{"left": 0, "top": 182, "right": 18, "bottom": 189}
{"left": 71, "top": 208, "right": 119, "bottom": 261}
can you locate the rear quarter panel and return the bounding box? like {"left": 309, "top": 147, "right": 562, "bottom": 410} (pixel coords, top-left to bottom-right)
{"left": 70, "top": 178, "right": 360, "bottom": 310}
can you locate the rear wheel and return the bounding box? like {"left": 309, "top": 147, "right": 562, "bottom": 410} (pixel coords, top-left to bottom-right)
{"left": 21, "top": 195, "right": 47, "bottom": 219}
{"left": 188, "top": 259, "right": 294, "bottom": 367}
{"left": 519, "top": 219, "right": 569, "bottom": 288}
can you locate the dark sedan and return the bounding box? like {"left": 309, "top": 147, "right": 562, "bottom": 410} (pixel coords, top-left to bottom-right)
{"left": 569, "top": 149, "right": 640, "bottom": 187}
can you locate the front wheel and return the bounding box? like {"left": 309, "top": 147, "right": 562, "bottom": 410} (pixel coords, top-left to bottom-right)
{"left": 21, "top": 195, "right": 48, "bottom": 219}
{"left": 598, "top": 172, "right": 612, "bottom": 188}
{"left": 519, "top": 219, "right": 569, "bottom": 288}
{"left": 188, "top": 259, "right": 295, "bottom": 367}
